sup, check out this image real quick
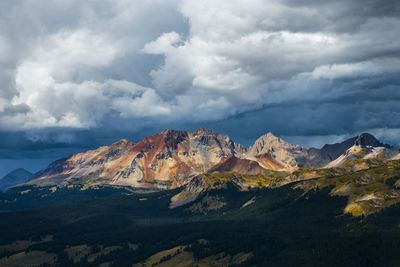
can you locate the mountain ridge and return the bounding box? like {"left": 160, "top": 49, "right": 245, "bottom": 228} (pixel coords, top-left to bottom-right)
{"left": 27, "top": 129, "right": 398, "bottom": 190}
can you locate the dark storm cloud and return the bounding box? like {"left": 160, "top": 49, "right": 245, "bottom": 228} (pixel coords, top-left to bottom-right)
{"left": 0, "top": 0, "right": 400, "bottom": 177}
{"left": 282, "top": 0, "right": 400, "bottom": 17}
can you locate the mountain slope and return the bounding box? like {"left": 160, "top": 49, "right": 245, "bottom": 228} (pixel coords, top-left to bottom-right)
{"left": 31, "top": 129, "right": 244, "bottom": 189}
{"left": 323, "top": 134, "right": 398, "bottom": 169}
{"left": 305, "top": 133, "right": 393, "bottom": 167}
{"left": 246, "top": 132, "right": 397, "bottom": 170}
{"left": 207, "top": 155, "right": 266, "bottom": 175}
{"left": 0, "top": 168, "right": 33, "bottom": 191}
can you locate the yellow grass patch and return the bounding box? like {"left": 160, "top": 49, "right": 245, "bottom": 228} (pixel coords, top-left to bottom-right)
{"left": 145, "top": 246, "right": 185, "bottom": 266}
{"left": 344, "top": 203, "right": 363, "bottom": 216}
{"left": 0, "top": 251, "right": 56, "bottom": 266}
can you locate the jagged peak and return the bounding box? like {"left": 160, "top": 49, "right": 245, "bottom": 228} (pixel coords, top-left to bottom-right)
{"left": 159, "top": 129, "right": 189, "bottom": 140}
{"left": 265, "top": 132, "right": 278, "bottom": 137}
{"left": 354, "top": 133, "right": 387, "bottom": 148}
{"left": 256, "top": 132, "right": 282, "bottom": 141}
{"left": 110, "top": 139, "right": 134, "bottom": 147}
{"left": 257, "top": 132, "right": 278, "bottom": 139}
{"left": 252, "top": 132, "right": 294, "bottom": 148}
{"left": 193, "top": 128, "right": 217, "bottom": 136}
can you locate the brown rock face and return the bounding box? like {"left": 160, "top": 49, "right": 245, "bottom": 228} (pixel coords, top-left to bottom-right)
{"left": 247, "top": 132, "right": 303, "bottom": 170}
{"left": 252, "top": 154, "right": 285, "bottom": 171}
{"left": 207, "top": 155, "right": 265, "bottom": 175}
{"left": 30, "top": 129, "right": 397, "bottom": 189}
{"left": 31, "top": 129, "right": 244, "bottom": 189}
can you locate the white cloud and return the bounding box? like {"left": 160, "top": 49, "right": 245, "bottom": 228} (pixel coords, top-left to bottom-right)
{"left": 142, "top": 32, "right": 182, "bottom": 54}
{"left": 309, "top": 62, "right": 381, "bottom": 80}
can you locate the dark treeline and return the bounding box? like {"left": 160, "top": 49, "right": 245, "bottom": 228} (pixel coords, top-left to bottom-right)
{"left": 0, "top": 184, "right": 400, "bottom": 266}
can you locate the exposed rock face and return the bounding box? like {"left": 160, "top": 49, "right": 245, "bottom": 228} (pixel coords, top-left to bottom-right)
{"left": 30, "top": 128, "right": 399, "bottom": 189}
{"left": 207, "top": 155, "right": 266, "bottom": 175}
{"left": 245, "top": 132, "right": 327, "bottom": 170}
{"left": 246, "top": 132, "right": 397, "bottom": 169}
{"left": 0, "top": 168, "right": 33, "bottom": 191}
{"left": 31, "top": 129, "right": 243, "bottom": 189}
{"left": 315, "top": 133, "right": 390, "bottom": 164}
{"left": 323, "top": 136, "right": 398, "bottom": 169}
{"left": 247, "top": 132, "right": 302, "bottom": 170}
{"left": 251, "top": 154, "right": 285, "bottom": 171}
{"left": 354, "top": 133, "right": 389, "bottom": 148}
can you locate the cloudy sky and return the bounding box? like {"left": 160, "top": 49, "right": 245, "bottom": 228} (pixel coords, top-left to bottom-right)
{"left": 0, "top": 0, "right": 400, "bottom": 176}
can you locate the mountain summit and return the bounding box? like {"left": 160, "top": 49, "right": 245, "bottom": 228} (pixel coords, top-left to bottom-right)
{"left": 247, "top": 132, "right": 303, "bottom": 170}
{"left": 354, "top": 133, "right": 389, "bottom": 148}
{"left": 323, "top": 134, "right": 397, "bottom": 169}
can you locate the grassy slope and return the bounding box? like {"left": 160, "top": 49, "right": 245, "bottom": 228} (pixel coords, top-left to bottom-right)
{"left": 293, "top": 159, "right": 400, "bottom": 216}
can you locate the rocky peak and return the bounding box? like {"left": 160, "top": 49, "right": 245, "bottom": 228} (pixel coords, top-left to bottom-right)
{"left": 193, "top": 128, "right": 216, "bottom": 136}
{"left": 191, "top": 128, "right": 246, "bottom": 156}
{"left": 139, "top": 130, "right": 189, "bottom": 151}
{"left": 354, "top": 133, "right": 387, "bottom": 148}
{"left": 249, "top": 132, "right": 300, "bottom": 154}
{"left": 160, "top": 129, "right": 189, "bottom": 140}
{"left": 247, "top": 132, "right": 303, "bottom": 170}
{"left": 110, "top": 139, "right": 134, "bottom": 147}
{"left": 191, "top": 128, "right": 232, "bottom": 149}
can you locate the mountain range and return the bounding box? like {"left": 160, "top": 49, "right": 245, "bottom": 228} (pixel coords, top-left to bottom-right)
{"left": 2, "top": 129, "right": 400, "bottom": 266}
{"left": 25, "top": 129, "right": 398, "bottom": 190}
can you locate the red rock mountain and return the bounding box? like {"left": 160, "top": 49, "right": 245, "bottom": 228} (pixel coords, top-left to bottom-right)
{"left": 32, "top": 129, "right": 247, "bottom": 188}
{"left": 30, "top": 129, "right": 398, "bottom": 189}
{"left": 207, "top": 156, "right": 266, "bottom": 175}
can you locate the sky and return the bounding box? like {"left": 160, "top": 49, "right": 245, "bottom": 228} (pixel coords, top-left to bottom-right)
{"left": 0, "top": 0, "right": 400, "bottom": 176}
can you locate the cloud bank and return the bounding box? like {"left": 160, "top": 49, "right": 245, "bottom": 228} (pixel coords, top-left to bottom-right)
{"left": 0, "top": 0, "right": 400, "bottom": 150}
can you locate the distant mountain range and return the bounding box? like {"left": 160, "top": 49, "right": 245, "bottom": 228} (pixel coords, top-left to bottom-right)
{"left": 24, "top": 129, "right": 398, "bottom": 189}
{"left": 0, "top": 168, "right": 33, "bottom": 191}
